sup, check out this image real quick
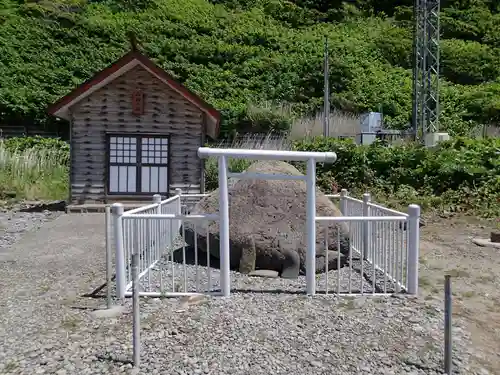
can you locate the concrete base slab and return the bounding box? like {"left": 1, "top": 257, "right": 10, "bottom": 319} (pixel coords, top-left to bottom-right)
{"left": 90, "top": 305, "right": 126, "bottom": 319}
{"left": 472, "top": 238, "right": 500, "bottom": 249}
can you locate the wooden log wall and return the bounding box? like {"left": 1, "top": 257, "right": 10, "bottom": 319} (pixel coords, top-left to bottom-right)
{"left": 69, "top": 64, "right": 204, "bottom": 203}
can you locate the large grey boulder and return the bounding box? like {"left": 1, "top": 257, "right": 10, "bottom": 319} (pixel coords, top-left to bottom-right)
{"left": 183, "top": 160, "right": 350, "bottom": 278}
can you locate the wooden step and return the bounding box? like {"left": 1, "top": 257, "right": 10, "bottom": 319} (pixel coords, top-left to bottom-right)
{"left": 66, "top": 202, "right": 149, "bottom": 213}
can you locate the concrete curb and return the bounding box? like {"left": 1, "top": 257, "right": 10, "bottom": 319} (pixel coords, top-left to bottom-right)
{"left": 472, "top": 238, "right": 500, "bottom": 249}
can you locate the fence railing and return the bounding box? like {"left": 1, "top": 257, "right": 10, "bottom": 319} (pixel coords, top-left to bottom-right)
{"left": 113, "top": 190, "right": 221, "bottom": 299}
{"left": 110, "top": 147, "right": 420, "bottom": 299}
{"left": 113, "top": 194, "right": 179, "bottom": 298}
{"left": 179, "top": 193, "right": 209, "bottom": 214}
{"left": 324, "top": 190, "right": 419, "bottom": 294}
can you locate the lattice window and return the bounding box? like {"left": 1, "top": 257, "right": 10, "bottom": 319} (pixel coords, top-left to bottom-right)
{"left": 141, "top": 137, "right": 169, "bottom": 165}
{"left": 109, "top": 136, "right": 137, "bottom": 164}
{"left": 108, "top": 135, "right": 169, "bottom": 194}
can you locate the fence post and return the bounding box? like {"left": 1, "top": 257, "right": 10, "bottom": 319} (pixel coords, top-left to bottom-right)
{"left": 362, "top": 193, "right": 371, "bottom": 261}
{"left": 175, "top": 188, "right": 183, "bottom": 215}
{"left": 151, "top": 194, "right": 161, "bottom": 259}
{"left": 112, "top": 203, "right": 126, "bottom": 301}
{"left": 305, "top": 157, "right": 317, "bottom": 296}
{"left": 153, "top": 194, "right": 161, "bottom": 205}
{"left": 407, "top": 204, "right": 421, "bottom": 295}
{"left": 174, "top": 188, "right": 183, "bottom": 240}
{"left": 131, "top": 252, "right": 141, "bottom": 368}
{"left": 340, "top": 189, "right": 348, "bottom": 215}
{"left": 218, "top": 156, "right": 231, "bottom": 297}
{"left": 105, "top": 205, "right": 112, "bottom": 309}
{"left": 444, "top": 274, "right": 453, "bottom": 374}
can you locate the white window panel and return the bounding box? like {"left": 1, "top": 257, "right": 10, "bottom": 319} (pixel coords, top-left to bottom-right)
{"left": 141, "top": 167, "right": 150, "bottom": 193}
{"left": 149, "top": 166, "right": 159, "bottom": 192}
{"left": 109, "top": 165, "right": 136, "bottom": 193}
{"left": 109, "top": 166, "right": 119, "bottom": 193}
{"left": 118, "top": 166, "right": 128, "bottom": 192}
{"left": 158, "top": 167, "right": 168, "bottom": 192}
{"left": 127, "top": 166, "right": 136, "bottom": 192}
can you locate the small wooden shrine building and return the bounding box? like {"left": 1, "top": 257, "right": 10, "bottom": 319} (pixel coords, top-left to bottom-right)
{"left": 48, "top": 46, "right": 220, "bottom": 206}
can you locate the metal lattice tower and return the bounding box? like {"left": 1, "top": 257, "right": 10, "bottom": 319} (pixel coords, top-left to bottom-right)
{"left": 412, "top": 0, "right": 441, "bottom": 139}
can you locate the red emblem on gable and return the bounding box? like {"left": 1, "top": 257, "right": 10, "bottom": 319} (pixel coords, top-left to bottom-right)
{"left": 131, "top": 90, "right": 144, "bottom": 116}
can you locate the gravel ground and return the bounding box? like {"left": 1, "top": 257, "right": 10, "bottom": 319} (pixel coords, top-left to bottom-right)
{"left": 0, "top": 208, "right": 60, "bottom": 250}
{"left": 0, "top": 208, "right": 475, "bottom": 375}
{"left": 141, "top": 252, "right": 399, "bottom": 295}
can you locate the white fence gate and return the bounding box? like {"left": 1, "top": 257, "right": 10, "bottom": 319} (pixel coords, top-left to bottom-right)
{"left": 110, "top": 147, "right": 420, "bottom": 299}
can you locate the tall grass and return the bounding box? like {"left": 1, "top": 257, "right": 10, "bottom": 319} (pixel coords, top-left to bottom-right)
{"left": 289, "top": 109, "right": 361, "bottom": 140}
{"left": 0, "top": 143, "right": 68, "bottom": 200}
{"left": 204, "top": 131, "right": 293, "bottom": 190}
{"left": 214, "top": 132, "right": 292, "bottom": 150}
{"left": 242, "top": 101, "right": 362, "bottom": 140}
{"left": 470, "top": 124, "right": 500, "bottom": 138}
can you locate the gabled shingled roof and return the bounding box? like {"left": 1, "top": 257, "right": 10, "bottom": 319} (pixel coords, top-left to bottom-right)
{"left": 48, "top": 50, "right": 221, "bottom": 139}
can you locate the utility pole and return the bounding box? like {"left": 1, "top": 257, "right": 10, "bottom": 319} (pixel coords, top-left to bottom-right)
{"left": 413, "top": 0, "right": 441, "bottom": 143}
{"left": 323, "top": 36, "right": 330, "bottom": 137}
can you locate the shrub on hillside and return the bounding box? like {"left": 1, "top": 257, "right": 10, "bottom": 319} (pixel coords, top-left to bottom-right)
{"left": 1, "top": 136, "right": 68, "bottom": 152}
{"left": 1, "top": 0, "right": 500, "bottom": 136}
{"left": 293, "top": 136, "right": 500, "bottom": 216}
{"left": 204, "top": 136, "right": 500, "bottom": 217}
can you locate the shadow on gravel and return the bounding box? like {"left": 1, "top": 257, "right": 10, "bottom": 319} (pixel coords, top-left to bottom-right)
{"left": 96, "top": 354, "right": 133, "bottom": 366}
{"left": 228, "top": 288, "right": 369, "bottom": 295}
{"left": 69, "top": 306, "right": 101, "bottom": 311}
{"left": 170, "top": 245, "right": 221, "bottom": 269}
{"left": 83, "top": 277, "right": 115, "bottom": 299}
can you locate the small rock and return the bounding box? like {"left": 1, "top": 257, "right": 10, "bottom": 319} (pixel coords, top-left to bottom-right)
{"left": 248, "top": 270, "right": 279, "bottom": 278}
{"left": 90, "top": 305, "right": 125, "bottom": 319}
{"left": 472, "top": 238, "right": 500, "bottom": 249}
{"left": 309, "top": 360, "right": 323, "bottom": 367}
{"left": 178, "top": 295, "right": 209, "bottom": 309}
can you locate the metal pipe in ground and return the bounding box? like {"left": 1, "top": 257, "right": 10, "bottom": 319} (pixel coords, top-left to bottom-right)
{"left": 132, "top": 253, "right": 141, "bottom": 367}
{"left": 105, "top": 206, "right": 112, "bottom": 309}
{"left": 444, "top": 274, "right": 452, "bottom": 374}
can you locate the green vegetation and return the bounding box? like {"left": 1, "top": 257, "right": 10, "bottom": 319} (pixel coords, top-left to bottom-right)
{"left": 1, "top": 136, "right": 69, "bottom": 157}
{"left": 0, "top": 137, "right": 68, "bottom": 201}
{"left": 294, "top": 136, "right": 500, "bottom": 218}
{"left": 205, "top": 135, "right": 500, "bottom": 218}
{"left": 1, "top": 135, "right": 498, "bottom": 218}
{"left": 0, "top": 1, "right": 498, "bottom": 216}
{"left": 0, "top": 0, "right": 500, "bottom": 135}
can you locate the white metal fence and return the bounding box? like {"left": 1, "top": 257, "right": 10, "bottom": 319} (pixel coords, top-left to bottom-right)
{"left": 320, "top": 190, "right": 419, "bottom": 294}
{"left": 112, "top": 191, "right": 221, "bottom": 299}
{"left": 109, "top": 146, "right": 420, "bottom": 300}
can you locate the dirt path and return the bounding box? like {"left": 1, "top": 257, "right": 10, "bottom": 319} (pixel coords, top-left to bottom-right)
{"left": 0, "top": 213, "right": 113, "bottom": 374}
{"left": 418, "top": 215, "right": 499, "bottom": 374}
